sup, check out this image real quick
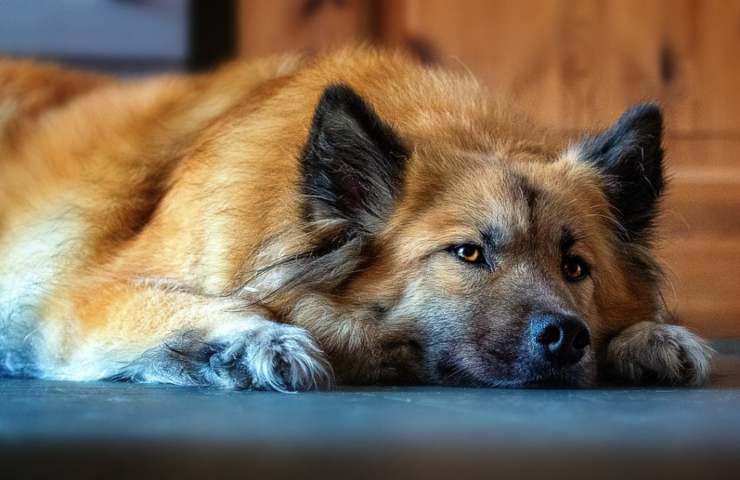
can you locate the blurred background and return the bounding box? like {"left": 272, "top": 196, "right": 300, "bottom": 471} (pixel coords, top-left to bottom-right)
{"left": 0, "top": 0, "right": 737, "bottom": 340}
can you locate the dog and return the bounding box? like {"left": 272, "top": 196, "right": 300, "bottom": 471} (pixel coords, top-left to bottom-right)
{"left": 0, "top": 49, "right": 712, "bottom": 391}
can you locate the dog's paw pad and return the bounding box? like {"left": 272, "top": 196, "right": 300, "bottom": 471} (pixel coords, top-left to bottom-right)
{"left": 607, "top": 322, "right": 713, "bottom": 386}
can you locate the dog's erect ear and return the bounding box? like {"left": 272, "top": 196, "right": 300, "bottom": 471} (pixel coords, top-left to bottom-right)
{"left": 580, "top": 103, "right": 665, "bottom": 243}
{"left": 300, "top": 84, "right": 408, "bottom": 236}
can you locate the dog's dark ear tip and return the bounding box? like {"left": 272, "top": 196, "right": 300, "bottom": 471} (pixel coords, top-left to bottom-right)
{"left": 625, "top": 101, "right": 662, "bottom": 118}
{"left": 617, "top": 102, "right": 663, "bottom": 138}
{"left": 320, "top": 84, "right": 359, "bottom": 103}
{"left": 309, "top": 84, "right": 355, "bottom": 127}
{"left": 313, "top": 84, "right": 351, "bottom": 114}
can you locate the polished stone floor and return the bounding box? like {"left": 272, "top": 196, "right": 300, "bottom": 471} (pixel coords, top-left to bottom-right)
{"left": 1, "top": 351, "right": 739, "bottom": 479}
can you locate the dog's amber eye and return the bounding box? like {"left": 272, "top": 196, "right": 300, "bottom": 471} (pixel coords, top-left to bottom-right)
{"left": 562, "top": 255, "right": 590, "bottom": 282}
{"left": 454, "top": 244, "right": 483, "bottom": 264}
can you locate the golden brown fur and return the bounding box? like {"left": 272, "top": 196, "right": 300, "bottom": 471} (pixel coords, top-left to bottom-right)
{"left": 0, "top": 49, "right": 711, "bottom": 389}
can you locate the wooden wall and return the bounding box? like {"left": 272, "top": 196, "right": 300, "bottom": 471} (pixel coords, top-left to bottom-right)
{"left": 237, "top": 0, "right": 740, "bottom": 338}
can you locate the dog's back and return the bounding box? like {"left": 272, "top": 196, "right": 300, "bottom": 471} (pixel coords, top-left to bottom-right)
{"left": 0, "top": 54, "right": 302, "bottom": 376}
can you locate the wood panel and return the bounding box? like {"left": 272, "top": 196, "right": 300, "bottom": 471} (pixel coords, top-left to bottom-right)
{"left": 660, "top": 138, "right": 740, "bottom": 337}
{"left": 384, "top": 0, "right": 740, "bottom": 133}
{"left": 238, "top": 0, "right": 375, "bottom": 58}
{"left": 662, "top": 138, "right": 740, "bottom": 239}
{"left": 379, "top": 0, "right": 563, "bottom": 127}
{"left": 660, "top": 238, "right": 740, "bottom": 337}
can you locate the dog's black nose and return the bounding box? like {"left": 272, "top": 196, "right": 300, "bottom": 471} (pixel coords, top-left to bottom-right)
{"left": 530, "top": 312, "right": 590, "bottom": 366}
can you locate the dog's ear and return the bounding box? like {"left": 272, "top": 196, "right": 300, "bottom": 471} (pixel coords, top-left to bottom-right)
{"left": 580, "top": 103, "right": 665, "bottom": 243}
{"left": 300, "top": 84, "right": 408, "bottom": 236}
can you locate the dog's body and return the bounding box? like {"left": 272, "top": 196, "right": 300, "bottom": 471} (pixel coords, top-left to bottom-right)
{"left": 0, "top": 50, "right": 711, "bottom": 390}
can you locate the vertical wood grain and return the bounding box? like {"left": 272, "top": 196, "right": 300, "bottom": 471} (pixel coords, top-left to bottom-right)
{"left": 238, "top": 0, "right": 375, "bottom": 58}
{"left": 383, "top": 0, "right": 740, "bottom": 132}
{"left": 659, "top": 137, "right": 740, "bottom": 337}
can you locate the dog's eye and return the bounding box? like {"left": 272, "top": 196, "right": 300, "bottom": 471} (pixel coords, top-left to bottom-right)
{"left": 562, "top": 255, "right": 590, "bottom": 282}
{"left": 452, "top": 244, "right": 485, "bottom": 265}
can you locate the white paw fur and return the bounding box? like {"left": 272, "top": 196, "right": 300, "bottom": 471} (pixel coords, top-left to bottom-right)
{"left": 208, "top": 322, "right": 334, "bottom": 392}
{"left": 607, "top": 321, "right": 713, "bottom": 386}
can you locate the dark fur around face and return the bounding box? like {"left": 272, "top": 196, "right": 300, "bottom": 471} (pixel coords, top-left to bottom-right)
{"left": 290, "top": 85, "right": 667, "bottom": 387}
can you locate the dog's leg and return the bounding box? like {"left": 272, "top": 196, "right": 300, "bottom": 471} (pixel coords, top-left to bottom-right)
{"left": 605, "top": 321, "right": 713, "bottom": 386}
{"left": 54, "top": 282, "right": 333, "bottom": 391}
{"left": 115, "top": 312, "right": 334, "bottom": 392}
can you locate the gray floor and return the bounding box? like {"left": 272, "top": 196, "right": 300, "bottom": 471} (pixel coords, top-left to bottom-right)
{"left": 2, "top": 353, "right": 739, "bottom": 479}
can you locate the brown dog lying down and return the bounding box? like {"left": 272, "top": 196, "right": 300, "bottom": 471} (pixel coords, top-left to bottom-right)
{"left": 0, "top": 49, "right": 711, "bottom": 391}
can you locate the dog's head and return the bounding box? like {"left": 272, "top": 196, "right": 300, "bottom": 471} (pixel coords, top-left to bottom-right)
{"left": 296, "top": 84, "right": 665, "bottom": 387}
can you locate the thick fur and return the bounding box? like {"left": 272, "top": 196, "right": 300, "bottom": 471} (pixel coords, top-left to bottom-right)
{"left": 0, "top": 50, "right": 712, "bottom": 390}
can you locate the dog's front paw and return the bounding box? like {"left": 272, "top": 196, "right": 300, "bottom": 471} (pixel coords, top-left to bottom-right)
{"left": 208, "top": 323, "right": 333, "bottom": 392}
{"left": 606, "top": 321, "right": 713, "bottom": 386}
